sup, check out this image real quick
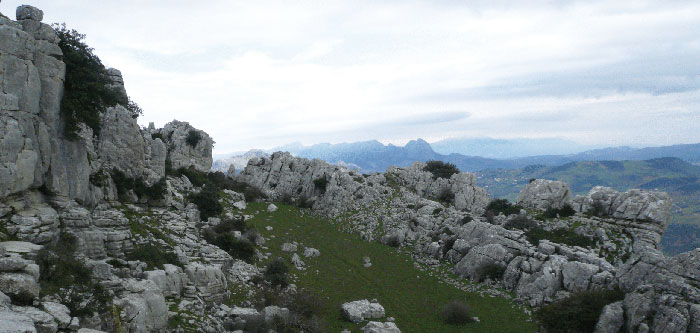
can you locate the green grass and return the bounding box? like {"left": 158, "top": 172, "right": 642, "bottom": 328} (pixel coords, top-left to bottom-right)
{"left": 245, "top": 202, "right": 536, "bottom": 332}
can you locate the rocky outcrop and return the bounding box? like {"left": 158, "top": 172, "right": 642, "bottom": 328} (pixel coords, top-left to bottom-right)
{"left": 572, "top": 186, "right": 672, "bottom": 227}
{"left": 516, "top": 179, "right": 571, "bottom": 210}
{"left": 152, "top": 120, "right": 213, "bottom": 172}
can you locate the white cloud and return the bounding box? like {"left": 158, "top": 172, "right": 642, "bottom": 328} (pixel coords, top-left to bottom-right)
{"left": 2, "top": 0, "right": 698, "bottom": 154}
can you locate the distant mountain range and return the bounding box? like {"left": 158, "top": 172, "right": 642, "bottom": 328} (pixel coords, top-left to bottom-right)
{"left": 214, "top": 139, "right": 700, "bottom": 173}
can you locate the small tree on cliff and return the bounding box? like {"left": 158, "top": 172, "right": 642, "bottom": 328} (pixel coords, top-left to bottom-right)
{"left": 52, "top": 23, "right": 142, "bottom": 139}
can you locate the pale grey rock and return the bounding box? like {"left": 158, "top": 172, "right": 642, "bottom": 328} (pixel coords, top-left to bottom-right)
{"left": 303, "top": 247, "right": 320, "bottom": 258}
{"left": 572, "top": 186, "right": 672, "bottom": 226}
{"left": 231, "top": 307, "right": 260, "bottom": 322}
{"left": 454, "top": 243, "right": 508, "bottom": 280}
{"left": 184, "top": 263, "right": 226, "bottom": 304}
{"left": 13, "top": 306, "right": 56, "bottom": 333}
{"left": 517, "top": 179, "right": 571, "bottom": 210}
{"left": 594, "top": 301, "right": 624, "bottom": 333}
{"left": 40, "top": 301, "right": 71, "bottom": 328}
{"left": 267, "top": 203, "right": 278, "bottom": 212}
{"left": 341, "top": 299, "right": 385, "bottom": 323}
{"left": 561, "top": 261, "right": 600, "bottom": 292}
{"left": 97, "top": 105, "right": 146, "bottom": 178}
{"left": 291, "top": 253, "right": 305, "bottom": 270}
{"left": 16, "top": 6, "right": 43, "bottom": 21}
{"left": 0, "top": 309, "right": 36, "bottom": 333}
{"left": 362, "top": 321, "right": 401, "bottom": 333}
{"left": 262, "top": 305, "right": 289, "bottom": 322}
{"left": 281, "top": 242, "right": 297, "bottom": 252}
{"left": 159, "top": 120, "right": 213, "bottom": 172}
{"left": 226, "top": 164, "right": 236, "bottom": 178}
{"left": 115, "top": 279, "right": 168, "bottom": 333}
{"left": 0, "top": 272, "right": 39, "bottom": 301}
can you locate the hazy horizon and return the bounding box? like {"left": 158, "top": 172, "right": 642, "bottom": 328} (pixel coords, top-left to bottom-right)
{"left": 3, "top": 0, "right": 699, "bottom": 155}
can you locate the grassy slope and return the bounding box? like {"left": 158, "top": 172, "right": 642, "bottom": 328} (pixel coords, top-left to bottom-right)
{"left": 245, "top": 202, "right": 536, "bottom": 332}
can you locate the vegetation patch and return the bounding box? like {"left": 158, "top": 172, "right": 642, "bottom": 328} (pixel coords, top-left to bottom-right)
{"left": 424, "top": 160, "right": 460, "bottom": 179}
{"left": 185, "top": 130, "right": 202, "bottom": 147}
{"left": 111, "top": 168, "right": 166, "bottom": 201}
{"left": 37, "top": 233, "right": 112, "bottom": 317}
{"left": 125, "top": 242, "right": 182, "bottom": 269}
{"left": 485, "top": 199, "right": 523, "bottom": 216}
{"left": 441, "top": 300, "right": 475, "bottom": 325}
{"left": 313, "top": 177, "right": 328, "bottom": 192}
{"left": 542, "top": 203, "right": 576, "bottom": 219}
{"left": 525, "top": 227, "right": 595, "bottom": 248}
{"left": 188, "top": 185, "right": 224, "bottom": 221}
{"left": 202, "top": 218, "right": 256, "bottom": 263}
{"left": 53, "top": 24, "right": 141, "bottom": 139}
{"left": 536, "top": 288, "right": 624, "bottom": 333}
{"left": 263, "top": 258, "right": 290, "bottom": 288}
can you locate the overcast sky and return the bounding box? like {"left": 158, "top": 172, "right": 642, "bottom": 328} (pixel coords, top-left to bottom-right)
{"left": 3, "top": 0, "right": 699, "bottom": 154}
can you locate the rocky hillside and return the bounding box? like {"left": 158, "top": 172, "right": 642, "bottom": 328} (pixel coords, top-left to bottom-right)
{"left": 2, "top": 5, "right": 700, "bottom": 333}
{"left": 237, "top": 154, "right": 700, "bottom": 332}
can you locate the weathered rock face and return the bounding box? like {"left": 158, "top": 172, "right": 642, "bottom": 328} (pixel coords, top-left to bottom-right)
{"left": 572, "top": 186, "right": 672, "bottom": 228}
{"left": 154, "top": 120, "right": 213, "bottom": 172}
{"left": 237, "top": 152, "right": 489, "bottom": 216}
{"left": 516, "top": 179, "right": 571, "bottom": 210}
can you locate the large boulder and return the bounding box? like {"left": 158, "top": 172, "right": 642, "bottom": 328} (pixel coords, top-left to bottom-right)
{"left": 341, "top": 299, "right": 386, "bottom": 323}
{"left": 516, "top": 179, "right": 571, "bottom": 210}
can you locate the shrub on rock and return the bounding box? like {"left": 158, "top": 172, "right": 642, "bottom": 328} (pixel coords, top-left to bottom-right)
{"left": 185, "top": 130, "right": 202, "bottom": 147}
{"left": 424, "top": 160, "right": 460, "bottom": 180}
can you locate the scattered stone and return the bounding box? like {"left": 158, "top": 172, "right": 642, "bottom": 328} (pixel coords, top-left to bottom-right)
{"left": 363, "top": 256, "right": 372, "bottom": 268}
{"left": 267, "top": 204, "right": 278, "bottom": 212}
{"left": 362, "top": 321, "right": 401, "bottom": 333}
{"left": 303, "top": 247, "right": 320, "bottom": 258}
{"left": 281, "top": 243, "right": 297, "bottom": 252}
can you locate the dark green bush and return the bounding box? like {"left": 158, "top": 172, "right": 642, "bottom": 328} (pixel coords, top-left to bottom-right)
{"left": 543, "top": 204, "right": 577, "bottom": 219}
{"left": 189, "top": 185, "right": 223, "bottom": 221}
{"left": 212, "top": 217, "right": 247, "bottom": 234}
{"left": 424, "top": 160, "right": 460, "bottom": 179}
{"left": 37, "top": 233, "right": 112, "bottom": 316}
{"left": 125, "top": 243, "right": 182, "bottom": 269}
{"left": 313, "top": 177, "right": 328, "bottom": 192}
{"left": 440, "top": 300, "right": 474, "bottom": 325}
{"left": 525, "top": 227, "right": 595, "bottom": 248}
{"left": 89, "top": 169, "right": 109, "bottom": 187}
{"left": 111, "top": 169, "right": 166, "bottom": 200}
{"left": 443, "top": 237, "right": 457, "bottom": 255}
{"left": 297, "top": 195, "right": 313, "bottom": 209}
{"left": 437, "top": 187, "right": 455, "bottom": 203}
{"left": 504, "top": 215, "right": 538, "bottom": 231}
{"left": 185, "top": 130, "right": 202, "bottom": 147}
{"left": 485, "top": 199, "right": 522, "bottom": 216}
{"left": 264, "top": 258, "right": 289, "bottom": 288}
{"left": 53, "top": 24, "right": 123, "bottom": 139}
{"left": 536, "top": 288, "right": 625, "bottom": 333}
{"left": 385, "top": 234, "right": 401, "bottom": 247}
{"left": 176, "top": 166, "right": 209, "bottom": 187}
{"left": 460, "top": 215, "right": 473, "bottom": 225}
{"left": 204, "top": 232, "right": 255, "bottom": 262}
{"left": 474, "top": 263, "right": 506, "bottom": 282}
{"left": 151, "top": 133, "right": 165, "bottom": 141}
